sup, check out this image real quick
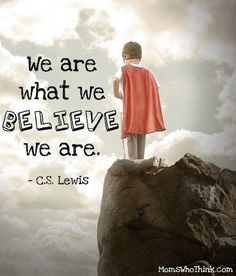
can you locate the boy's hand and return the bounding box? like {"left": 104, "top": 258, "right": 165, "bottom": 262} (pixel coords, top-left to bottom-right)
{"left": 112, "top": 77, "right": 123, "bottom": 99}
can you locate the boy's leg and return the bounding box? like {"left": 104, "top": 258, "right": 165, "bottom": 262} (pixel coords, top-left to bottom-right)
{"left": 122, "top": 139, "right": 127, "bottom": 159}
{"left": 127, "top": 134, "right": 138, "bottom": 160}
{"left": 137, "top": 134, "right": 146, "bottom": 159}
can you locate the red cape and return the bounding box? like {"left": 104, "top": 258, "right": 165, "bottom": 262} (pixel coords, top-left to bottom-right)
{"left": 121, "top": 64, "right": 165, "bottom": 139}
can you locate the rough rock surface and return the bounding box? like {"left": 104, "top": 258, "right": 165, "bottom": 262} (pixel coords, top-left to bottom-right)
{"left": 97, "top": 153, "right": 236, "bottom": 276}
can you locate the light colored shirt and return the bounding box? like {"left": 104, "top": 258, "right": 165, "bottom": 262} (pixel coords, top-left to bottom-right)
{"left": 114, "top": 64, "right": 160, "bottom": 87}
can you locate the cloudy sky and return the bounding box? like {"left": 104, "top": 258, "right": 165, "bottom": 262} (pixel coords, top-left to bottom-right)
{"left": 0, "top": 0, "right": 236, "bottom": 275}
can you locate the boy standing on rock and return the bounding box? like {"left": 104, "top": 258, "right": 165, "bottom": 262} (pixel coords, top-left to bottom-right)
{"left": 113, "top": 41, "right": 165, "bottom": 160}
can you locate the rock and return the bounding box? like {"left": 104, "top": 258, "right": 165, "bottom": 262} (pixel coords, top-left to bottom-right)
{"left": 97, "top": 153, "right": 236, "bottom": 276}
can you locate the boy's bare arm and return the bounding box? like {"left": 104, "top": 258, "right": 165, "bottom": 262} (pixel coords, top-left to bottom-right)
{"left": 112, "top": 77, "right": 123, "bottom": 99}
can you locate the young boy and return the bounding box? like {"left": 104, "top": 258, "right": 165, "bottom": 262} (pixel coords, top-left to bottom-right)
{"left": 113, "top": 41, "right": 165, "bottom": 160}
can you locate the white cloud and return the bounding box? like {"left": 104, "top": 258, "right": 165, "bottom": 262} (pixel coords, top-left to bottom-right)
{"left": 0, "top": 41, "right": 36, "bottom": 94}
{"left": 0, "top": 0, "right": 115, "bottom": 47}
{"left": 146, "top": 127, "right": 236, "bottom": 170}
{"left": 0, "top": 214, "right": 30, "bottom": 230}
{"left": 84, "top": 1, "right": 193, "bottom": 65}
{"left": 88, "top": 0, "right": 236, "bottom": 67}
{"left": 0, "top": 0, "right": 79, "bottom": 46}
{"left": 0, "top": 218, "right": 98, "bottom": 276}
{"left": 216, "top": 71, "right": 236, "bottom": 126}
{"left": 1, "top": 0, "right": 235, "bottom": 66}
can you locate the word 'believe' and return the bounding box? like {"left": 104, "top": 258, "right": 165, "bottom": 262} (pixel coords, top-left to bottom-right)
{"left": 2, "top": 110, "right": 118, "bottom": 132}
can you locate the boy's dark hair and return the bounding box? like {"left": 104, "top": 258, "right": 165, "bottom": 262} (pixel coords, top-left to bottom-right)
{"left": 122, "top": 41, "right": 142, "bottom": 59}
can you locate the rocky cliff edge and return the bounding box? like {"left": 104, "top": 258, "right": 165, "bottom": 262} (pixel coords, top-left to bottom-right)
{"left": 97, "top": 153, "right": 236, "bottom": 276}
